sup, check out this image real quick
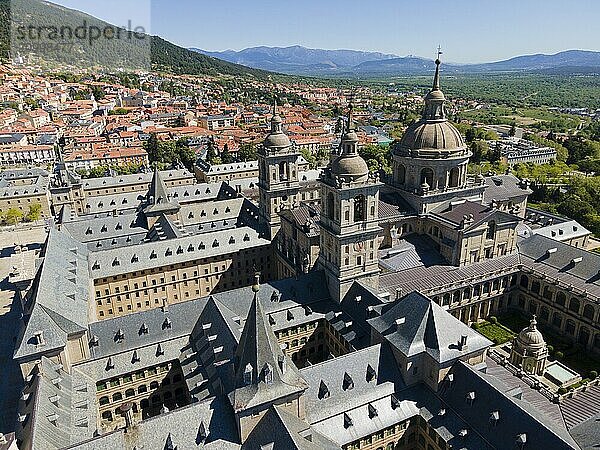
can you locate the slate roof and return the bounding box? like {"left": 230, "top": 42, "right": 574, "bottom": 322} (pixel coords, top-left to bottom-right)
{"left": 66, "top": 397, "right": 239, "bottom": 450}
{"left": 378, "top": 234, "right": 445, "bottom": 272}
{"left": 81, "top": 169, "right": 191, "bottom": 190}
{"left": 518, "top": 234, "right": 600, "bottom": 299}
{"left": 18, "top": 357, "right": 97, "bottom": 450}
{"left": 229, "top": 285, "right": 308, "bottom": 412}
{"left": 88, "top": 225, "right": 269, "bottom": 278}
{"left": 483, "top": 174, "right": 532, "bottom": 203}
{"left": 15, "top": 228, "right": 90, "bottom": 360}
{"left": 430, "top": 199, "right": 519, "bottom": 231}
{"left": 243, "top": 405, "right": 338, "bottom": 450}
{"left": 367, "top": 292, "right": 492, "bottom": 364}
{"left": 531, "top": 220, "right": 592, "bottom": 242}
{"left": 378, "top": 253, "right": 520, "bottom": 297}
{"left": 435, "top": 362, "right": 580, "bottom": 449}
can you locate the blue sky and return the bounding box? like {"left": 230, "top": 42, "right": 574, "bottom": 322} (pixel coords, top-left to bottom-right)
{"left": 51, "top": 0, "right": 599, "bottom": 63}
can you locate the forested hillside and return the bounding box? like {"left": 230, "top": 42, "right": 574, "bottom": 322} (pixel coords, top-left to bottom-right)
{"left": 0, "top": 0, "right": 272, "bottom": 78}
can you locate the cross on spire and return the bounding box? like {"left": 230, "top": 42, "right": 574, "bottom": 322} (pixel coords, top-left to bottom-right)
{"left": 432, "top": 46, "right": 442, "bottom": 91}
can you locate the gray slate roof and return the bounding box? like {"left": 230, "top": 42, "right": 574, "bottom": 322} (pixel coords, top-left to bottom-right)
{"left": 367, "top": 292, "right": 492, "bottom": 364}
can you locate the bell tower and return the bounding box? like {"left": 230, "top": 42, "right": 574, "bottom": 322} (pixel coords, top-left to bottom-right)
{"left": 258, "top": 101, "right": 300, "bottom": 240}
{"left": 318, "top": 106, "right": 381, "bottom": 303}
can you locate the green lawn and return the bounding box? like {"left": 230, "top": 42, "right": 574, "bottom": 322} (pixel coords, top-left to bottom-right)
{"left": 476, "top": 321, "right": 515, "bottom": 345}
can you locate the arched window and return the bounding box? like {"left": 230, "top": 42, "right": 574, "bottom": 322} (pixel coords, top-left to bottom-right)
{"left": 442, "top": 294, "right": 450, "bottom": 306}
{"left": 125, "top": 389, "right": 135, "bottom": 398}
{"left": 569, "top": 298, "right": 581, "bottom": 313}
{"left": 566, "top": 319, "right": 576, "bottom": 335}
{"left": 101, "top": 411, "right": 113, "bottom": 421}
{"left": 556, "top": 291, "right": 566, "bottom": 306}
{"left": 531, "top": 281, "right": 540, "bottom": 294}
{"left": 99, "top": 396, "right": 109, "bottom": 406}
{"left": 520, "top": 275, "right": 529, "bottom": 288}
{"left": 150, "top": 381, "right": 159, "bottom": 390}
{"left": 279, "top": 161, "right": 288, "bottom": 180}
{"left": 354, "top": 195, "right": 366, "bottom": 222}
{"left": 140, "top": 399, "right": 149, "bottom": 409}
{"left": 138, "top": 385, "right": 147, "bottom": 394}
{"left": 420, "top": 168, "right": 434, "bottom": 187}
{"left": 486, "top": 221, "right": 496, "bottom": 240}
{"left": 112, "top": 392, "right": 122, "bottom": 402}
{"left": 540, "top": 307, "right": 550, "bottom": 322}
{"left": 449, "top": 167, "right": 460, "bottom": 188}
{"left": 396, "top": 164, "right": 406, "bottom": 184}
{"left": 583, "top": 304, "right": 595, "bottom": 320}
{"left": 327, "top": 192, "right": 335, "bottom": 220}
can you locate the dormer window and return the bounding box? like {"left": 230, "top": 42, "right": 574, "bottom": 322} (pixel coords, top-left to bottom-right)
{"left": 366, "top": 364, "right": 377, "bottom": 382}
{"left": 342, "top": 372, "right": 354, "bottom": 391}
{"left": 244, "top": 363, "right": 253, "bottom": 385}
{"left": 318, "top": 380, "right": 330, "bottom": 399}
{"left": 263, "top": 363, "right": 273, "bottom": 385}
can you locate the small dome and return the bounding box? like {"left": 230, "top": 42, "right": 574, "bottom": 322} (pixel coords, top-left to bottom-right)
{"left": 264, "top": 132, "right": 291, "bottom": 149}
{"left": 517, "top": 317, "right": 545, "bottom": 348}
{"left": 398, "top": 120, "right": 466, "bottom": 153}
{"left": 330, "top": 154, "right": 369, "bottom": 182}
{"left": 425, "top": 89, "right": 446, "bottom": 101}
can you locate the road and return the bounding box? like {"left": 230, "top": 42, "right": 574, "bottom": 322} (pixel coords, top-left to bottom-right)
{"left": 0, "top": 225, "right": 47, "bottom": 434}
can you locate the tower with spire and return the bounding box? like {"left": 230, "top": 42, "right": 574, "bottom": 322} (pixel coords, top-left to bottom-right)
{"left": 318, "top": 104, "right": 382, "bottom": 303}
{"left": 141, "top": 167, "right": 181, "bottom": 227}
{"left": 391, "top": 49, "right": 484, "bottom": 214}
{"left": 257, "top": 100, "right": 301, "bottom": 240}
{"left": 228, "top": 274, "right": 308, "bottom": 441}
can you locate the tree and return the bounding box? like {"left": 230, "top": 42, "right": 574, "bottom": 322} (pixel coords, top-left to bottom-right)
{"left": 508, "top": 123, "right": 516, "bottom": 137}
{"left": 205, "top": 139, "right": 218, "bottom": 164}
{"left": 25, "top": 203, "right": 42, "bottom": 222}
{"left": 300, "top": 149, "right": 317, "bottom": 170}
{"left": 3, "top": 208, "right": 24, "bottom": 225}
{"left": 221, "top": 144, "right": 233, "bottom": 164}
{"left": 237, "top": 143, "right": 257, "bottom": 162}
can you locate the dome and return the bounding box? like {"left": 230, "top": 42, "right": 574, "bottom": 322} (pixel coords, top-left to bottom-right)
{"left": 263, "top": 132, "right": 291, "bottom": 149}
{"left": 330, "top": 154, "right": 369, "bottom": 182}
{"left": 398, "top": 120, "right": 466, "bottom": 153}
{"left": 517, "top": 317, "right": 545, "bottom": 348}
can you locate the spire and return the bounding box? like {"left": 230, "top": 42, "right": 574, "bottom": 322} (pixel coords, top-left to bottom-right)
{"left": 229, "top": 273, "right": 307, "bottom": 411}
{"left": 263, "top": 99, "right": 291, "bottom": 150}
{"left": 347, "top": 101, "right": 354, "bottom": 132}
{"left": 423, "top": 47, "right": 446, "bottom": 122}
{"left": 148, "top": 167, "right": 170, "bottom": 205}
{"left": 432, "top": 45, "right": 442, "bottom": 91}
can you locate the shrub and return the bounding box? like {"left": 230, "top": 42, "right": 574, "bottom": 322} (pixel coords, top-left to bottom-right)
{"left": 547, "top": 345, "right": 554, "bottom": 355}
{"left": 557, "top": 387, "right": 567, "bottom": 395}
{"left": 492, "top": 338, "right": 500, "bottom": 345}
{"left": 590, "top": 370, "right": 598, "bottom": 379}
{"left": 489, "top": 316, "right": 498, "bottom": 324}
{"left": 471, "top": 322, "right": 480, "bottom": 330}
{"left": 555, "top": 351, "right": 564, "bottom": 360}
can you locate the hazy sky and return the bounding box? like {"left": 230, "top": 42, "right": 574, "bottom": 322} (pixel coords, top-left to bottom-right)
{"left": 51, "top": 0, "right": 599, "bottom": 63}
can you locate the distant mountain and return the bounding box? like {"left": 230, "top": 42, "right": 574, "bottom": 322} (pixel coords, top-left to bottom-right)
{"left": 466, "top": 50, "right": 600, "bottom": 72}
{"left": 193, "top": 46, "right": 600, "bottom": 77}
{"left": 191, "top": 45, "right": 399, "bottom": 75}
{"left": 0, "top": 0, "right": 272, "bottom": 78}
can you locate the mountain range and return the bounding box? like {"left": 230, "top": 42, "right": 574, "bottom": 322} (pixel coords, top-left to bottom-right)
{"left": 193, "top": 46, "right": 600, "bottom": 76}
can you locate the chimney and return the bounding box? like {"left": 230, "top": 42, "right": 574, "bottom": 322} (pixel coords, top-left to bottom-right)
{"left": 120, "top": 402, "right": 136, "bottom": 430}
{"left": 395, "top": 317, "right": 405, "bottom": 332}
{"left": 34, "top": 331, "right": 45, "bottom": 346}
{"left": 459, "top": 335, "right": 468, "bottom": 350}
